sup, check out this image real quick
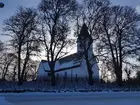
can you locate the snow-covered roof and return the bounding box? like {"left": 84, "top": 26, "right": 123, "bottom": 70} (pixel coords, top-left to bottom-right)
{"left": 39, "top": 53, "right": 83, "bottom": 72}
{"left": 59, "top": 53, "right": 82, "bottom": 64}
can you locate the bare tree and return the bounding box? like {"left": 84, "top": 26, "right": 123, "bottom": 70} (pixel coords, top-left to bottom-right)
{"left": 74, "top": 0, "right": 109, "bottom": 85}
{"left": 0, "top": 41, "right": 16, "bottom": 81}
{"left": 1, "top": 53, "right": 16, "bottom": 80}
{"left": 0, "top": 40, "right": 4, "bottom": 52}
{"left": 98, "top": 6, "right": 140, "bottom": 86}
{"left": 3, "top": 6, "right": 40, "bottom": 85}
{"left": 76, "top": 23, "right": 97, "bottom": 85}
{"left": 100, "top": 59, "right": 116, "bottom": 82}
{"left": 24, "top": 60, "right": 39, "bottom": 81}
{"left": 38, "top": 0, "right": 77, "bottom": 86}
{"left": 74, "top": 0, "right": 109, "bottom": 38}
{"left": 124, "top": 66, "right": 132, "bottom": 81}
{"left": 0, "top": 43, "right": 18, "bottom": 81}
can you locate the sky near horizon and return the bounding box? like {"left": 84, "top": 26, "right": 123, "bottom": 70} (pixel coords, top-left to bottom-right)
{"left": 0, "top": 0, "right": 140, "bottom": 42}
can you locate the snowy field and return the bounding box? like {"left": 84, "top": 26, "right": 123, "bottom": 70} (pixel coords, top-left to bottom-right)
{"left": 0, "top": 92, "right": 140, "bottom": 105}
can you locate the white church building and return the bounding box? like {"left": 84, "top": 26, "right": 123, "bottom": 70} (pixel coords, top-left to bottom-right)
{"left": 37, "top": 24, "right": 100, "bottom": 82}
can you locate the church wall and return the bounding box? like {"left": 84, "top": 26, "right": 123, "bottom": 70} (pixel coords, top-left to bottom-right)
{"left": 82, "top": 59, "right": 100, "bottom": 81}
{"left": 37, "top": 62, "right": 48, "bottom": 80}
{"left": 37, "top": 59, "right": 100, "bottom": 81}
{"left": 58, "top": 61, "right": 75, "bottom": 69}
{"left": 55, "top": 60, "right": 88, "bottom": 78}
{"left": 37, "top": 61, "right": 60, "bottom": 78}
{"left": 92, "top": 63, "right": 100, "bottom": 81}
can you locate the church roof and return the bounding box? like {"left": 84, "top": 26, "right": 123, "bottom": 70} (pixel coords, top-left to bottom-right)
{"left": 40, "top": 53, "right": 82, "bottom": 72}
{"left": 59, "top": 53, "right": 82, "bottom": 64}
{"left": 40, "top": 53, "right": 97, "bottom": 73}
{"left": 41, "top": 53, "right": 82, "bottom": 65}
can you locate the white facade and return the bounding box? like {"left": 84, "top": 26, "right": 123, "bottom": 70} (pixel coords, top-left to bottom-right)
{"left": 37, "top": 57, "right": 99, "bottom": 81}
{"left": 37, "top": 24, "right": 100, "bottom": 82}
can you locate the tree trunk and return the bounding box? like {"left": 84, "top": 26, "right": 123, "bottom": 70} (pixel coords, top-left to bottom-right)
{"left": 18, "top": 46, "right": 21, "bottom": 84}
{"left": 51, "top": 70, "right": 56, "bottom": 86}
{"left": 49, "top": 61, "right": 56, "bottom": 86}
{"left": 20, "top": 56, "right": 29, "bottom": 84}
{"left": 19, "top": 42, "right": 30, "bottom": 85}
{"left": 2, "top": 64, "right": 9, "bottom": 80}
{"left": 116, "top": 73, "right": 122, "bottom": 86}
{"left": 12, "top": 65, "right": 16, "bottom": 81}
{"left": 85, "top": 54, "right": 93, "bottom": 85}
{"left": 87, "top": 63, "right": 93, "bottom": 85}
{"left": 3, "top": 60, "right": 13, "bottom": 80}
{"left": 115, "top": 66, "right": 122, "bottom": 86}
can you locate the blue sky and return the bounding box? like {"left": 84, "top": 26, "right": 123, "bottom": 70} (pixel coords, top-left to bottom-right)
{"left": 0, "top": 0, "right": 140, "bottom": 41}
{"left": 0, "top": 0, "right": 40, "bottom": 41}
{"left": 110, "top": 0, "right": 140, "bottom": 12}
{"left": 111, "top": 0, "right": 140, "bottom": 7}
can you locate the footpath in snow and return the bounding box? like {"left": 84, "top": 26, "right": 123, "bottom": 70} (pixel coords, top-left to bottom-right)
{"left": 0, "top": 92, "right": 140, "bottom": 105}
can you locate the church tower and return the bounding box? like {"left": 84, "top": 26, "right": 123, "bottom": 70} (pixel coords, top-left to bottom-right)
{"left": 76, "top": 23, "right": 99, "bottom": 82}
{"left": 77, "top": 23, "right": 93, "bottom": 59}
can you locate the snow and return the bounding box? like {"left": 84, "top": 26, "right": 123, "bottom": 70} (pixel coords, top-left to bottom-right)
{"left": 1, "top": 92, "right": 140, "bottom": 105}
{"left": 0, "top": 97, "right": 13, "bottom": 105}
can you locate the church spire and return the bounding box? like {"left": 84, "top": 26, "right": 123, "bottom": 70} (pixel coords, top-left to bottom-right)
{"left": 78, "top": 23, "right": 91, "bottom": 39}
{"left": 77, "top": 23, "right": 93, "bottom": 53}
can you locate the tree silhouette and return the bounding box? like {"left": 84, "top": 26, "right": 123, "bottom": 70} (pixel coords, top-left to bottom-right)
{"left": 38, "top": 0, "right": 77, "bottom": 86}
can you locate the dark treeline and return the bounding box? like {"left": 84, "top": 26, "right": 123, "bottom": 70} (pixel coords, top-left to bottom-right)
{"left": 1, "top": 0, "right": 140, "bottom": 86}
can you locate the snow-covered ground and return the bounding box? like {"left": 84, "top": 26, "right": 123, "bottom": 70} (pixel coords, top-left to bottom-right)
{"left": 0, "top": 97, "right": 13, "bottom": 105}
{"left": 0, "top": 92, "right": 140, "bottom": 105}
